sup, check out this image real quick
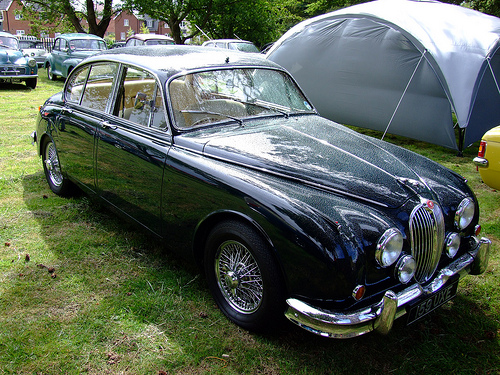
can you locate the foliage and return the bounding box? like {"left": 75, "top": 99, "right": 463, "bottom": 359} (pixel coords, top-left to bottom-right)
{"left": 122, "top": 0, "right": 208, "bottom": 44}
{"left": 442, "top": 0, "right": 500, "bottom": 18}
{"left": 189, "top": 0, "right": 287, "bottom": 48}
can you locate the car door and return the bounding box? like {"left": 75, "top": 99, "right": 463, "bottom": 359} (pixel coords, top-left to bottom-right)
{"left": 52, "top": 38, "right": 69, "bottom": 76}
{"left": 56, "top": 63, "right": 118, "bottom": 193}
{"left": 95, "top": 64, "right": 170, "bottom": 236}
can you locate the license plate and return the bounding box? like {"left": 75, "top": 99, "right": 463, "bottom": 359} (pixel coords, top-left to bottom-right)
{"left": 407, "top": 279, "right": 459, "bottom": 325}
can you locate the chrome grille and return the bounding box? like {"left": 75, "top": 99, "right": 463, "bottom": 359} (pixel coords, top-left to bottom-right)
{"left": 409, "top": 200, "right": 445, "bottom": 283}
{"left": 0, "top": 67, "right": 26, "bottom": 76}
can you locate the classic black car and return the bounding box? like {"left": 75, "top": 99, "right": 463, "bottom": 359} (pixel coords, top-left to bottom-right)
{"left": 33, "top": 46, "right": 490, "bottom": 338}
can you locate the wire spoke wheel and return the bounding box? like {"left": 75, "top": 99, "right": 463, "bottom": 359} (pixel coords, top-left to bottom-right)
{"left": 215, "top": 240, "right": 264, "bottom": 314}
{"left": 44, "top": 141, "right": 63, "bottom": 188}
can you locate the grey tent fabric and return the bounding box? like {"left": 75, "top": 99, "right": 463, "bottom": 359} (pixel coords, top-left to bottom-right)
{"left": 266, "top": 0, "right": 500, "bottom": 151}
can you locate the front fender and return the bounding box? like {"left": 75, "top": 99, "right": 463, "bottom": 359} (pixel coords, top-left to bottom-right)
{"left": 62, "top": 58, "right": 83, "bottom": 77}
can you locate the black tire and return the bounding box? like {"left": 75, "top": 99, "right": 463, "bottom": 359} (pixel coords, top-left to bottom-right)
{"left": 204, "top": 220, "right": 286, "bottom": 332}
{"left": 47, "top": 64, "right": 57, "bottom": 81}
{"left": 41, "top": 138, "right": 74, "bottom": 196}
{"left": 26, "top": 78, "right": 37, "bottom": 89}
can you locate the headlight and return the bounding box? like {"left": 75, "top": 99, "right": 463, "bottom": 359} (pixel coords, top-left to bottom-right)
{"left": 376, "top": 228, "right": 403, "bottom": 267}
{"left": 28, "top": 58, "right": 37, "bottom": 68}
{"left": 445, "top": 232, "right": 461, "bottom": 258}
{"left": 454, "top": 198, "right": 474, "bottom": 230}
{"left": 395, "top": 255, "right": 416, "bottom": 284}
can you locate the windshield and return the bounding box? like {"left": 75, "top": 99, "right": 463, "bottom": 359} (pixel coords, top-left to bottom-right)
{"left": 144, "top": 39, "right": 174, "bottom": 46}
{"left": 229, "top": 42, "right": 259, "bottom": 53}
{"left": 69, "top": 39, "right": 107, "bottom": 51}
{"left": 0, "top": 36, "right": 19, "bottom": 50}
{"left": 169, "top": 68, "right": 314, "bottom": 129}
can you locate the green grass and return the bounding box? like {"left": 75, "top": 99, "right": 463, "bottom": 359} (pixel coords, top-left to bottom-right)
{"left": 0, "top": 72, "right": 499, "bottom": 374}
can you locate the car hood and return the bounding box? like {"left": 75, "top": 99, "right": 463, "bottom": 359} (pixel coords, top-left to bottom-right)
{"left": 0, "top": 48, "right": 23, "bottom": 64}
{"left": 192, "top": 115, "right": 446, "bottom": 209}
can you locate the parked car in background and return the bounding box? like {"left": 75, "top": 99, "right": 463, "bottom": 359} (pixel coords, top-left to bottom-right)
{"left": 44, "top": 33, "right": 107, "bottom": 80}
{"left": 125, "top": 34, "right": 175, "bottom": 47}
{"left": 474, "top": 125, "right": 500, "bottom": 190}
{"left": 33, "top": 46, "right": 490, "bottom": 338}
{"left": 19, "top": 39, "right": 48, "bottom": 67}
{"left": 0, "top": 32, "right": 38, "bottom": 89}
{"left": 110, "top": 41, "right": 126, "bottom": 49}
{"left": 202, "top": 39, "right": 259, "bottom": 53}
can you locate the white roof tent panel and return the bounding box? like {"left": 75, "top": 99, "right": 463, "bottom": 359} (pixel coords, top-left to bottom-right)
{"left": 267, "top": 0, "right": 500, "bottom": 150}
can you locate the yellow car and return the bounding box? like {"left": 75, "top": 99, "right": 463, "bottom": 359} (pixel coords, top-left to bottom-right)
{"left": 474, "top": 125, "right": 500, "bottom": 190}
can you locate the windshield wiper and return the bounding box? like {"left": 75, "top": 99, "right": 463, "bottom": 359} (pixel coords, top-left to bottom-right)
{"left": 180, "top": 109, "right": 244, "bottom": 126}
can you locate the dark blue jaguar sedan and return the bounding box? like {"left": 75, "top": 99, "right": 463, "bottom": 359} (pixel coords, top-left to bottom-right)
{"left": 33, "top": 46, "right": 490, "bottom": 338}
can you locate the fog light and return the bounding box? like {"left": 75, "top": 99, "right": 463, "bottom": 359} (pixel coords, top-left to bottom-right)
{"left": 445, "top": 232, "right": 460, "bottom": 258}
{"left": 395, "top": 255, "right": 416, "bottom": 284}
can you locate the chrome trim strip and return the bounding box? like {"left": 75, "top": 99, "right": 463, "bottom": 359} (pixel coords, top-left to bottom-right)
{"left": 285, "top": 236, "right": 490, "bottom": 339}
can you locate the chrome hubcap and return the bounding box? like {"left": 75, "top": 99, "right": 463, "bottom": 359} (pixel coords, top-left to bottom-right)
{"left": 45, "top": 142, "right": 63, "bottom": 187}
{"left": 215, "top": 240, "right": 263, "bottom": 314}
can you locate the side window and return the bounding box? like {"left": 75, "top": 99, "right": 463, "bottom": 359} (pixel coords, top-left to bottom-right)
{"left": 80, "top": 63, "right": 119, "bottom": 112}
{"left": 53, "top": 39, "right": 60, "bottom": 51}
{"left": 65, "top": 66, "right": 90, "bottom": 104}
{"left": 151, "top": 85, "right": 167, "bottom": 129}
{"left": 60, "top": 39, "right": 68, "bottom": 51}
{"left": 115, "top": 66, "right": 165, "bottom": 128}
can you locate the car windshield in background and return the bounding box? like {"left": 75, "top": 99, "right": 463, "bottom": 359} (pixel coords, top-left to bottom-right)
{"left": 229, "top": 42, "right": 259, "bottom": 53}
{"left": 69, "top": 39, "right": 107, "bottom": 51}
{"left": 20, "top": 41, "right": 44, "bottom": 49}
{"left": 170, "top": 68, "right": 314, "bottom": 129}
{"left": 144, "top": 39, "right": 175, "bottom": 45}
{"left": 0, "top": 36, "right": 19, "bottom": 49}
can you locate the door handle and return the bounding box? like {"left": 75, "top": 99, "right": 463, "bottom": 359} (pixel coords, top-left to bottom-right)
{"left": 102, "top": 121, "right": 118, "bottom": 130}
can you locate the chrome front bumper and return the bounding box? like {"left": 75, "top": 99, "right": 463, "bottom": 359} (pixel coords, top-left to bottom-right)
{"left": 285, "top": 237, "right": 491, "bottom": 339}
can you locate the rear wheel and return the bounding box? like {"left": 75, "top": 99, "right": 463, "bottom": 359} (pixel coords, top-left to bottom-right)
{"left": 42, "top": 138, "right": 73, "bottom": 196}
{"left": 204, "top": 220, "right": 285, "bottom": 332}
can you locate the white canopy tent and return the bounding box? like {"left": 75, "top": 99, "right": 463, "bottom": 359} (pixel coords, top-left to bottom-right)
{"left": 266, "top": 0, "right": 500, "bottom": 151}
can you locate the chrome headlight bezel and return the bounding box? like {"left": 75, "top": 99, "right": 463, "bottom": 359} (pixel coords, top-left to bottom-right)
{"left": 454, "top": 198, "right": 475, "bottom": 230}
{"left": 28, "top": 58, "right": 37, "bottom": 68}
{"left": 445, "top": 232, "right": 461, "bottom": 258}
{"left": 395, "top": 255, "right": 416, "bottom": 284}
{"left": 376, "top": 228, "right": 403, "bottom": 268}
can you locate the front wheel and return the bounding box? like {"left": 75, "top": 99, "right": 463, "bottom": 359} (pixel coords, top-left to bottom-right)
{"left": 46, "top": 64, "right": 57, "bottom": 81}
{"left": 204, "top": 220, "right": 286, "bottom": 332}
{"left": 42, "top": 138, "right": 74, "bottom": 196}
{"left": 25, "top": 78, "right": 37, "bottom": 89}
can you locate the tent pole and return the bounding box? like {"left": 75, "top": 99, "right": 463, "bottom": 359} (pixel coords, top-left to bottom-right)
{"left": 382, "top": 51, "right": 426, "bottom": 141}
{"left": 457, "top": 128, "right": 464, "bottom": 157}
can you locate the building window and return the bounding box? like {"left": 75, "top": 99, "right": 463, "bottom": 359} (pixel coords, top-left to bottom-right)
{"left": 16, "top": 30, "right": 25, "bottom": 35}
{"left": 0, "top": 11, "right": 4, "bottom": 22}
{"left": 120, "top": 32, "right": 126, "bottom": 41}
{"left": 15, "top": 14, "right": 23, "bottom": 20}
{"left": 147, "top": 20, "right": 153, "bottom": 28}
{"left": 124, "top": 19, "right": 129, "bottom": 27}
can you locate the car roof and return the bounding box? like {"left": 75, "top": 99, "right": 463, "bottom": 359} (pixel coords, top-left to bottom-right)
{"left": 0, "top": 31, "right": 16, "bottom": 38}
{"left": 85, "top": 45, "right": 283, "bottom": 80}
{"left": 57, "top": 33, "right": 105, "bottom": 40}
{"left": 127, "top": 34, "right": 174, "bottom": 42}
{"left": 204, "top": 39, "right": 254, "bottom": 44}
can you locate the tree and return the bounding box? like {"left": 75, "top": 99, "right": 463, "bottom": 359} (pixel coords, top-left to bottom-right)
{"left": 188, "top": 0, "right": 287, "bottom": 47}
{"left": 20, "top": 0, "right": 120, "bottom": 37}
{"left": 123, "top": 0, "right": 210, "bottom": 44}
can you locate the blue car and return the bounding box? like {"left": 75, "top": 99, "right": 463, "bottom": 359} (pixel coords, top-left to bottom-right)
{"left": 0, "top": 32, "right": 38, "bottom": 89}
{"left": 44, "top": 33, "right": 107, "bottom": 80}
